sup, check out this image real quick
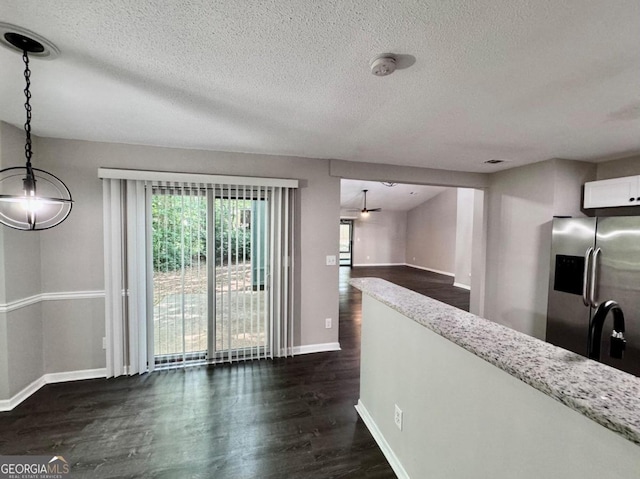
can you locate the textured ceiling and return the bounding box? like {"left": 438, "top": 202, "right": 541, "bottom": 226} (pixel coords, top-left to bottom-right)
{"left": 0, "top": 1, "right": 638, "bottom": 173}
{"left": 341, "top": 179, "right": 446, "bottom": 212}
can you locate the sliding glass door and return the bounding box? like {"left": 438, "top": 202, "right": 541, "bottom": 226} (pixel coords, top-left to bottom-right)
{"left": 339, "top": 220, "right": 353, "bottom": 267}
{"left": 152, "top": 188, "right": 208, "bottom": 364}
{"left": 152, "top": 186, "right": 270, "bottom": 367}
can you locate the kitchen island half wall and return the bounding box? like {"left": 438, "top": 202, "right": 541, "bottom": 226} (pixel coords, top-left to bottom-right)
{"left": 352, "top": 278, "right": 640, "bottom": 479}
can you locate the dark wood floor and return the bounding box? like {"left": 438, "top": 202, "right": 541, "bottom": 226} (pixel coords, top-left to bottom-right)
{"left": 0, "top": 266, "right": 468, "bottom": 478}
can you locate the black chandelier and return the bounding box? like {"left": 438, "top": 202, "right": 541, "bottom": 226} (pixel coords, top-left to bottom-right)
{"left": 0, "top": 29, "right": 72, "bottom": 230}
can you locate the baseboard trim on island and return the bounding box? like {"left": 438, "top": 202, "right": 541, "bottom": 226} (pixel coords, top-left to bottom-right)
{"left": 0, "top": 368, "right": 107, "bottom": 412}
{"left": 355, "top": 399, "right": 410, "bottom": 479}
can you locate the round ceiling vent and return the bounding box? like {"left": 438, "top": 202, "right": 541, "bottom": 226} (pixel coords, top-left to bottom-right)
{"left": 370, "top": 55, "right": 397, "bottom": 76}
{"left": 0, "top": 22, "right": 60, "bottom": 59}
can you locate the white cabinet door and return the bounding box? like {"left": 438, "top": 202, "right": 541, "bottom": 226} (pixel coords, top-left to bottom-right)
{"left": 583, "top": 176, "right": 639, "bottom": 208}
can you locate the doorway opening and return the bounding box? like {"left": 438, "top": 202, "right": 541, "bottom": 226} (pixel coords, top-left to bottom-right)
{"left": 339, "top": 179, "right": 486, "bottom": 316}
{"left": 339, "top": 219, "right": 353, "bottom": 267}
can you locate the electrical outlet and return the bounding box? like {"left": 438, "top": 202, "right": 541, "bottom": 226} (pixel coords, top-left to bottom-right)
{"left": 102, "top": 337, "right": 107, "bottom": 350}
{"left": 394, "top": 404, "right": 403, "bottom": 431}
{"left": 325, "top": 318, "right": 332, "bottom": 329}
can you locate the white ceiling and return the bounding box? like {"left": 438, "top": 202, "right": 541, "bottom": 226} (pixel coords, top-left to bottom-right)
{"left": 341, "top": 179, "right": 446, "bottom": 212}
{"left": 0, "top": 1, "right": 638, "bottom": 173}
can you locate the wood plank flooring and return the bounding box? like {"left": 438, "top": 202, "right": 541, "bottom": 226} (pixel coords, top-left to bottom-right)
{"left": 0, "top": 266, "right": 469, "bottom": 478}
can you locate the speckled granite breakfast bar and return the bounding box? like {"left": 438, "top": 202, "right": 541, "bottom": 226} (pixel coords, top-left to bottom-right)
{"left": 351, "top": 277, "right": 640, "bottom": 446}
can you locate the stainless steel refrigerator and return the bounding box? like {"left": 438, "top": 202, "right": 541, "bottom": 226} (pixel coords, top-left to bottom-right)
{"left": 546, "top": 216, "right": 640, "bottom": 376}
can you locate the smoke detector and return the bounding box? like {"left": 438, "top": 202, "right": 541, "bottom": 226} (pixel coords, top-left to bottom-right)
{"left": 370, "top": 55, "right": 397, "bottom": 76}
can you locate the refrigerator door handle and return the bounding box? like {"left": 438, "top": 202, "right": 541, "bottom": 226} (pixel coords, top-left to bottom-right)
{"left": 590, "top": 247, "right": 601, "bottom": 308}
{"left": 582, "top": 247, "right": 594, "bottom": 307}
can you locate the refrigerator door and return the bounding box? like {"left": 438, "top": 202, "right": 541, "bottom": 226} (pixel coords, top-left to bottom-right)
{"left": 593, "top": 216, "right": 640, "bottom": 376}
{"left": 546, "top": 217, "right": 597, "bottom": 356}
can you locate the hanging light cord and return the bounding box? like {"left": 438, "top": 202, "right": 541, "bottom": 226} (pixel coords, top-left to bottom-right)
{"left": 22, "top": 50, "right": 34, "bottom": 174}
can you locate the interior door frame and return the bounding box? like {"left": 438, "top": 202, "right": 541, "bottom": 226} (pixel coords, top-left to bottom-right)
{"left": 340, "top": 219, "right": 354, "bottom": 268}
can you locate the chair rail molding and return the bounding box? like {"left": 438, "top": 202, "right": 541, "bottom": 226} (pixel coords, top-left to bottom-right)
{"left": 0, "top": 290, "right": 105, "bottom": 313}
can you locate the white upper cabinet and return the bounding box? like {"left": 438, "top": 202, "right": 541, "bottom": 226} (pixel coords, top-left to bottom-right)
{"left": 584, "top": 175, "right": 640, "bottom": 209}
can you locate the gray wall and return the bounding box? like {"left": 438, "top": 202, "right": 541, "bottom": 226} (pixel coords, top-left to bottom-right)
{"left": 35, "top": 135, "right": 341, "bottom": 354}
{"left": 352, "top": 210, "right": 407, "bottom": 266}
{"left": 330, "top": 159, "right": 489, "bottom": 189}
{"left": 484, "top": 161, "right": 556, "bottom": 338}
{"left": 1, "top": 115, "right": 638, "bottom": 401}
{"left": 0, "top": 126, "right": 342, "bottom": 400}
{"left": 483, "top": 159, "right": 596, "bottom": 339}
{"left": 597, "top": 155, "right": 640, "bottom": 180}
{"left": 594, "top": 155, "right": 640, "bottom": 217}
{"left": 359, "top": 294, "right": 640, "bottom": 478}
{"left": 0, "top": 123, "right": 45, "bottom": 399}
{"left": 7, "top": 304, "right": 43, "bottom": 395}
{"left": 406, "top": 189, "right": 458, "bottom": 275}
{"left": 0, "top": 313, "right": 8, "bottom": 399}
{"left": 454, "top": 188, "right": 474, "bottom": 288}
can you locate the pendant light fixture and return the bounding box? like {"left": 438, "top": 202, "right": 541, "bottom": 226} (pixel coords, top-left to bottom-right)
{"left": 0, "top": 26, "right": 72, "bottom": 230}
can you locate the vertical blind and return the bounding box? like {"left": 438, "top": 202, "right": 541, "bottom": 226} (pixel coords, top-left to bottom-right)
{"left": 100, "top": 169, "right": 298, "bottom": 378}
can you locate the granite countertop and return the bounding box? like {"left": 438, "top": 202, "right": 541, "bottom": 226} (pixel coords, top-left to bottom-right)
{"left": 350, "top": 277, "right": 640, "bottom": 446}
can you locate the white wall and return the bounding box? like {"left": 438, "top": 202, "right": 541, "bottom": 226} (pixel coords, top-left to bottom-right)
{"left": 406, "top": 189, "right": 458, "bottom": 275}
{"left": 352, "top": 210, "right": 407, "bottom": 266}
{"left": 358, "top": 295, "right": 640, "bottom": 479}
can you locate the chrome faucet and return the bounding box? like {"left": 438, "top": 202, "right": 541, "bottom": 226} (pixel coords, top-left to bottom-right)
{"left": 588, "top": 300, "right": 626, "bottom": 362}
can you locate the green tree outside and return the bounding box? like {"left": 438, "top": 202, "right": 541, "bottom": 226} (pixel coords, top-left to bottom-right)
{"left": 152, "top": 193, "right": 253, "bottom": 272}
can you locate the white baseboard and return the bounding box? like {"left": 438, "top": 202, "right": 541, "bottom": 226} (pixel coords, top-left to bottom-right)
{"left": 293, "top": 342, "right": 341, "bottom": 355}
{"left": 352, "top": 263, "right": 406, "bottom": 267}
{"left": 453, "top": 282, "right": 471, "bottom": 290}
{"left": 44, "top": 368, "right": 107, "bottom": 384}
{"left": 0, "top": 376, "right": 46, "bottom": 412}
{"left": 355, "top": 399, "right": 410, "bottom": 479}
{"left": 405, "top": 263, "right": 454, "bottom": 277}
{"left": 0, "top": 368, "right": 107, "bottom": 412}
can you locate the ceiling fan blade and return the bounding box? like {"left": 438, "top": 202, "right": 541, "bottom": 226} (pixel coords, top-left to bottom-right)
{"left": 368, "top": 208, "right": 382, "bottom": 212}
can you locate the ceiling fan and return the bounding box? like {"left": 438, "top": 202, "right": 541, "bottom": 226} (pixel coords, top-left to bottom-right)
{"left": 349, "top": 189, "right": 381, "bottom": 216}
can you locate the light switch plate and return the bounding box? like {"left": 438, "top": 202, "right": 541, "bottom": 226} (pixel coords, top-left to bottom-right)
{"left": 326, "top": 255, "right": 336, "bottom": 266}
